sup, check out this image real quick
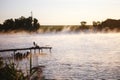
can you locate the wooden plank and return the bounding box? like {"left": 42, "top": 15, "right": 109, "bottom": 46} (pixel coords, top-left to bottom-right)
{"left": 0, "top": 47, "right": 52, "bottom": 52}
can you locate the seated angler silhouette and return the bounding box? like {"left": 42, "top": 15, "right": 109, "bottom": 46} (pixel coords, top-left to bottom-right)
{"left": 33, "top": 42, "right": 40, "bottom": 48}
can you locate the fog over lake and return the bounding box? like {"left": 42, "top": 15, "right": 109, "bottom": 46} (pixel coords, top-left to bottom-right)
{"left": 0, "top": 33, "right": 120, "bottom": 80}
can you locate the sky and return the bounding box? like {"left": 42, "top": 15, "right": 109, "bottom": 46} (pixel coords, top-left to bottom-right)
{"left": 0, "top": 0, "right": 120, "bottom": 25}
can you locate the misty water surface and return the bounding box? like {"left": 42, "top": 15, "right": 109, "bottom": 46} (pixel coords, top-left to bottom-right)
{"left": 0, "top": 33, "right": 120, "bottom": 80}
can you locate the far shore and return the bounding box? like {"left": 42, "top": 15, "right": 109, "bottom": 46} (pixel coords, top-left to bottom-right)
{"left": 0, "top": 25, "right": 120, "bottom": 34}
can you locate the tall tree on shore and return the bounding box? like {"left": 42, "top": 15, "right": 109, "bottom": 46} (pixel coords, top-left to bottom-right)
{"left": 80, "top": 21, "right": 87, "bottom": 26}
{"left": 0, "top": 16, "right": 40, "bottom": 32}
{"left": 80, "top": 21, "right": 89, "bottom": 29}
{"left": 3, "top": 19, "right": 14, "bottom": 31}
{"left": 33, "top": 18, "right": 40, "bottom": 31}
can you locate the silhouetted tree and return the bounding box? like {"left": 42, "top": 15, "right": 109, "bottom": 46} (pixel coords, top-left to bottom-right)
{"left": 0, "top": 24, "right": 2, "bottom": 31}
{"left": 0, "top": 16, "right": 40, "bottom": 32}
{"left": 80, "top": 21, "right": 87, "bottom": 26}
{"left": 93, "top": 21, "right": 101, "bottom": 27}
{"left": 98, "top": 19, "right": 120, "bottom": 31}
{"left": 2, "top": 19, "right": 14, "bottom": 31}
{"left": 33, "top": 18, "right": 40, "bottom": 31}
{"left": 80, "top": 21, "right": 90, "bottom": 30}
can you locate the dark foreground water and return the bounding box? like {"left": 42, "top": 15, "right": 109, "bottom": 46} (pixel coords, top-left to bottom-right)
{"left": 0, "top": 33, "right": 120, "bottom": 80}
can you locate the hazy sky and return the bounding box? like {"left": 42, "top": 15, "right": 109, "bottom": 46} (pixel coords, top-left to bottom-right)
{"left": 0, "top": 0, "right": 120, "bottom": 25}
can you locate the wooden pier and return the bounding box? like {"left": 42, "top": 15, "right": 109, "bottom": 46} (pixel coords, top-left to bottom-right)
{"left": 0, "top": 46, "right": 52, "bottom": 53}
{"left": 0, "top": 46, "right": 52, "bottom": 75}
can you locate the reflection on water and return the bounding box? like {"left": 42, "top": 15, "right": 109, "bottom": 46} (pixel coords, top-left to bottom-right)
{"left": 0, "top": 33, "right": 120, "bottom": 79}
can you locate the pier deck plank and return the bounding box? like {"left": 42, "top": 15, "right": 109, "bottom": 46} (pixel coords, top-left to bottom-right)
{"left": 0, "top": 47, "right": 52, "bottom": 52}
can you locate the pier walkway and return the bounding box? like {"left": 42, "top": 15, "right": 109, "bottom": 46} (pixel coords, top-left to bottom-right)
{"left": 0, "top": 46, "right": 52, "bottom": 53}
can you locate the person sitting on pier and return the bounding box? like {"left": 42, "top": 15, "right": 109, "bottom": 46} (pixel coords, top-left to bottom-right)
{"left": 33, "top": 42, "right": 40, "bottom": 48}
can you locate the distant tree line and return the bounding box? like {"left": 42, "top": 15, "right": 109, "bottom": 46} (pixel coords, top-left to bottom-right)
{"left": 0, "top": 17, "right": 120, "bottom": 33}
{"left": 97, "top": 19, "right": 120, "bottom": 31}
{"left": 79, "top": 19, "right": 120, "bottom": 32}
{"left": 0, "top": 16, "right": 40, "bottom": 32}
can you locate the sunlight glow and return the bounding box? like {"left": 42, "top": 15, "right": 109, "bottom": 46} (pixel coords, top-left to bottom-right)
{"left": 0, "top": 0, "right": 120, "bottom": 25}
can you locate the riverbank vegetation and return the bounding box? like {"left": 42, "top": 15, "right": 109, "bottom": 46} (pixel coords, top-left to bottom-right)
{"left": 0, "top": 16, "right": 120, "bottom": 33}
{"left": 0, "top": 55, "right": 45, "bottom": 80}
{"left": 0, "top": 54, "right": 27, "bottom": 80}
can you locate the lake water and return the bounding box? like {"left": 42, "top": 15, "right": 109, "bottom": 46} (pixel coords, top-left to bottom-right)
{"left": 0, "top": 33, "right": 120, "bottom": 80}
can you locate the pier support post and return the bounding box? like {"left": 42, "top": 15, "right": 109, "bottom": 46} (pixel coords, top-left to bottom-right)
{"left": 34, "top": 49, "right": 36, "bottom": 53}
{"left": 30, "top": 49, "right": 32, "bottom": 53}
{"left": 13, "top": 50, "right": 16, "bottom": 63}
{"left": 41, "top": 49, "right": 43, "bottom": 53}
{"left": 50, "top": 48, "right": 52, "bottom": 53}
{"left": 30, "top": 52, "right": 32, "bottom": 75}
{"left": 39, "top": 49, "right": 40, "bottom": 54}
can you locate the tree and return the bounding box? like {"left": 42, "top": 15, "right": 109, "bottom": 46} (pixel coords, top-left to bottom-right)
{"left": 80, "top": 21, "right": 87, "bottom": 26}
{"left": 0, "top": 24, "right": 2, "bottom": 31}
{"left": 80, "top": 21, "right": 90, "bottom": 30}
{"left": 0, "top": 16, "right": 40, "bottom": 32}
{"left": 100, "top": 19, "right": 120, "bottom": 30}
{"left": 33, "top": 18, "right": 40, "bottom": 31}
{"left": 93, "top": 21, "right": 101, "bottom": 27}
{"left": 3, "top": 19, "right": 14, "bottom": 31}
